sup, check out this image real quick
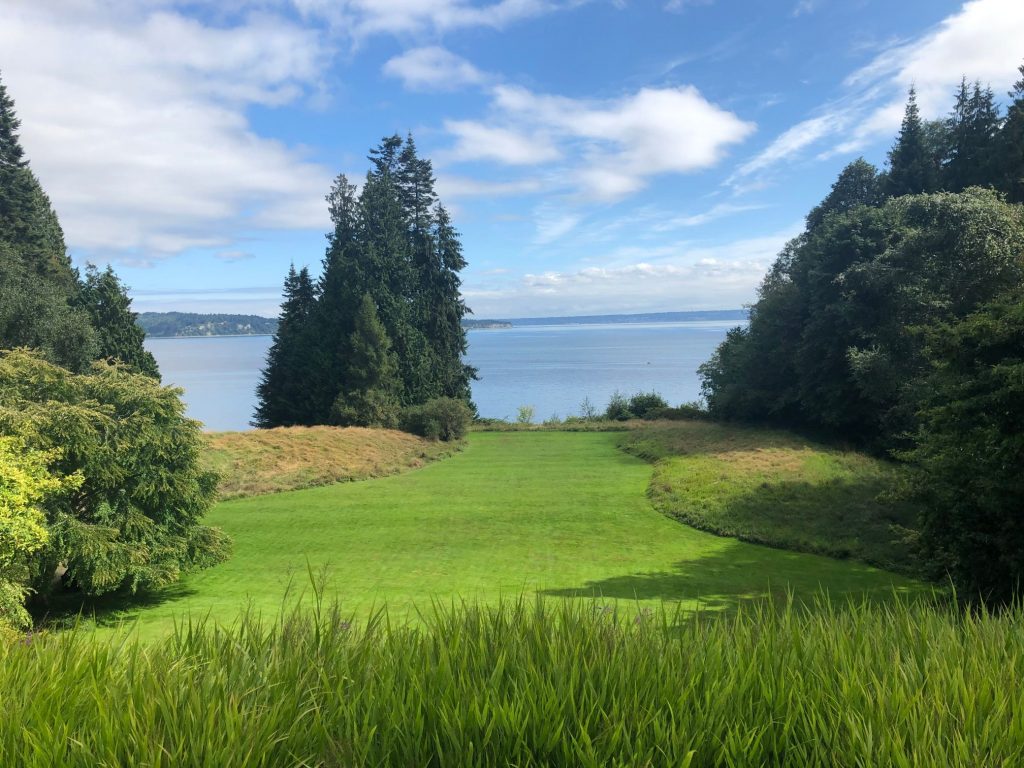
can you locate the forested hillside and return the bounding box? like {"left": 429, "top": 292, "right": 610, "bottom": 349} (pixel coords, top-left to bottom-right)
{"left": 699, "top": 67, "right": 1024, "bottom": 602}
{"left": 138, "top": 312, "right": 279, "bottom": 337}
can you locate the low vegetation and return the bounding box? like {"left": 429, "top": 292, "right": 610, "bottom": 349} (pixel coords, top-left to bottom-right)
{"left": 621, "top": 421, "right": 917, "bottom": 572}
{"left": 4, "top": 595, "right": 1022, "bottom": 766}
{"left": 203, "top": 426, "right": 456, "bottom": 500}
{"left": 46, "top": 431, "right": 916, "bottom": 638}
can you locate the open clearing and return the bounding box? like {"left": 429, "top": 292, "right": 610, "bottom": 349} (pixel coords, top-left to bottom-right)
{"left": 67, "top": 430, "right": 920, "bottom": 636}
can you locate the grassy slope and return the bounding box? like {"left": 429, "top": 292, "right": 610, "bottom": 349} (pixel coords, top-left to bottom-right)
{"left": 620, "top": 421, "right": 918, "bottom": 571}
{"left": 71, "top": 431, "right": 918, "bottom": 636}
{"left": 203, "top": 426, "right": 455, "bottom": 499}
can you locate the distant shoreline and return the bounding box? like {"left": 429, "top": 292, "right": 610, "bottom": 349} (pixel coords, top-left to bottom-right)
{"left": 141, "top": 309, "right": 747, "bottom": 338}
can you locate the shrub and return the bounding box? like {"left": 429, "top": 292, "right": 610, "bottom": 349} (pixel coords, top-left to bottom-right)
{"left": 578, "top": 397, "right": 599, "bottom": 421}
{"left": 516, "top": 405, "right": 535, "bottom": 425}
{"left": 626, "top": 391, "right": 669, "bottom": 419}
{"left": 643, "top": 402, "right": 709, "bottom": 421}
{"left": 401, "top": 398, "right": 472, "bottom": 441}
{"left": 0, "top": 350, "right": 231, "bottom": 604}
{"left": 604, "top": 391, "right": 633, "bottom": 421}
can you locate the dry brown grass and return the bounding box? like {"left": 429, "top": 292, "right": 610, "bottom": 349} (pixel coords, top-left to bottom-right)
{"left": 202, "top": 426, "right": 457, "bottom": 499}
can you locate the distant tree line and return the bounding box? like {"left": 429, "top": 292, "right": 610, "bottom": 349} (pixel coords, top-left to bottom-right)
{"left": 699, "top": 63, "right": 1024, "bottom": 603}
{"left": 255, "top": 135, "right": 475, "bottom": 431}
{"left": 138, "top": 312, "right": 280, "bottom": 338}
{"left": 0, "top": 71, "right": 227, "bottom": 633}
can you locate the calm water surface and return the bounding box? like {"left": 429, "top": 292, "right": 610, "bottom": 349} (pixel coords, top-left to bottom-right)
{"left": 146, "top": 321, "right": 739, "bottom": 431}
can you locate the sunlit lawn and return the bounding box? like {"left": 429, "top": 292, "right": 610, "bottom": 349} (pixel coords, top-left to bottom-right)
{"left": 60, "top": 431, "right": 921, "bottom": 637}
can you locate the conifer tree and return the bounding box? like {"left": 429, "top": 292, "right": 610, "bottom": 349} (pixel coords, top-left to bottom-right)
{"left": 0, "top": 71, "right": 26, "bottom": 168}
{"left": 330, "top": 294, "right": 401, "bottom": 427}
{"left": 945, "top": 79, "right": 1000, "bottom": 191}
{"left": 885, "top": 87, "right": 937, "bottom": 197}
{"left": 806, "top": 158, "right": 882, "bottom": 230}
{"left": 999, "top": 61, "right": 1024, "bottom": 203}
{"left": 253, "top": 266, "right": 317, "bottom": 427}
{"left": 78, "top": 264, "right": 159, "bottom": 377}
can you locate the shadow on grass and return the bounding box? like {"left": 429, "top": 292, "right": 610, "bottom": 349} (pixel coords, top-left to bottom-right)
{"left": 31, "top": 581, "right": 199, "bottom": 630}
{"left": 654, "top": 474, "right": 919, "bottom": 574}
{"left": 540, "top": 538, "right": 923, "bottom": 615}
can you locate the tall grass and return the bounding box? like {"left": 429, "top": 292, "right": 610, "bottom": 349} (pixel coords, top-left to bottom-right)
{"left": 3, "top": 593, "right": 1022, "bottom": 766}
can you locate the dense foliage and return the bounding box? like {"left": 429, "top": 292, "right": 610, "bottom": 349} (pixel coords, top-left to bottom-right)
{"left": 255, "top": 135, "right": 474, "bottom": 429}
{"left": 0, "top": 351, "right": 230, "bottom": 626}
{"left": 699, "top": 64, "right": 1024, "bottom": 600}
{"left": 0, "top": 71, "right": 154, "bottom": 376}
{"left": 400, "top": 397, "right": 473, "bottom": 441}
{"left": 3, "top": 596, "right": 1023, "bottom": 766}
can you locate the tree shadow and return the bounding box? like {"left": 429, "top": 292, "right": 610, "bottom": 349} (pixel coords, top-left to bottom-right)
{"left": 31, "top": 581, "right": 199, "bottom": 630}
{"left": 540, "top": 537, "right": 925, "bottom": 617}
{"left": 655, "top": 474, "right": 919, "bottom": 574}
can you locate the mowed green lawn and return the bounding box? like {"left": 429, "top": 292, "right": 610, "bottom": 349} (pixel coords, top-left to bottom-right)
{"left": 76, "top": 431, "right": 920, "bottom": 636}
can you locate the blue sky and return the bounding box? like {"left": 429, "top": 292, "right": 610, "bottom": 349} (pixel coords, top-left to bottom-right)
{"left": 2, "top": 0, "right": 1022, "bottom": 317}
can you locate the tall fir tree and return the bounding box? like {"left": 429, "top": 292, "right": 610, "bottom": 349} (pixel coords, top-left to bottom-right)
{"left": 0, "top": 70, "right": 26, "bottom": 168}
{"left": 253, "top": 266, "right": 318, "bottom": 427}
{"left": 78, "top": 265, "right": 159, "bottom": 377}
{"left": 944, "top": 79, "right": 1000, "bottom": 191}
{"left": 885, "top": 87, "right": 938, "bottom": 197}
{"left": 999, "top": 61, "right": 1024, "bottom": 203}
{"left": 256, "top": 134, "right": 474, "bottom": 427}
{"left": 330, "top": 294, "right": 401, "bottom": 428}
{"left": 805, "top": 158, "right": 883, "bottom": 230}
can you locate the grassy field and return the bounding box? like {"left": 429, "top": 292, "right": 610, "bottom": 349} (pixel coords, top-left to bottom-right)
{"left": 621, "top": 421, "right": 918, "bottom": 571}
{"left": 52, "top": 430, "right": 920, "bottom": 637}
{"left": 203, "top": 425, "right": 455, "bottom": 498}
{"left": 6, "top": 597, "right": 1021, "bottom": 766}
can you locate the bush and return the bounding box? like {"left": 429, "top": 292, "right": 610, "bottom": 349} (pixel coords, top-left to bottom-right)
{"left": 401, "top": 398, "right": 472, "bottom": 441}
{"left": 604, "top": 391, "right": 633, "bottom": 421}
{"left": 643, "top": 402, "right": 709, "bottom": 421}
{"left": 626, "top": 391, "right": 669, "bottom": 419}
{"left": 0, "top": 349, "right": 231, "bottom": 604}
{"left": 578, "top": 397, "right": 599, "bottom": 421}
{"left": 516, "top": 405, "right": 535, "bottom": 425}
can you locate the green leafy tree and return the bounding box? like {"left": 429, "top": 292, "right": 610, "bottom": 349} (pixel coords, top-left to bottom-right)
{"left": 806, "top": 158, "right": 882, "bottom": 230}
{"left": 0, "top": 436, "right": 79, "bottom": 631}
{"left": 254, "top": 266, "right": 318, "bottom": 427}
{"left": 904, "top": 288, "right": 1024, "bottom": 602}
{"left": 0, "top": 350, "right": 230, "bottom": 599}
{"left": 78, "top": 264, "right": 159, "bottom": 377}
{"left": 331, "top": 295, "right": 401, "bottom": 428}
{"left": 885, "top": 87, "right": 938, "bottom": 197}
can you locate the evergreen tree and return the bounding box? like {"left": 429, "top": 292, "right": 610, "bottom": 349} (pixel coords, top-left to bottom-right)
{"left": 330, "top": 295, "right": 401, "bottom": 427}
{"left": 998, "top": 61, "right": 1024, "bottom": 203}
{"left": 428, "top": 204, "right": 475, "bottom": 400}
{"left": 944, "top": 79, "right": 1000, "bottom": 191}
{"left": 253, "top": 266, "right": 317, "bottom": 427}
{"left": 78, "top": 264, "right": 159, "bottom": 377}
{"left": 0, "top": 70, "right": 26, "bottom": 168}
{"left": 885, "top": 87, "right": 937, "bottom": 197}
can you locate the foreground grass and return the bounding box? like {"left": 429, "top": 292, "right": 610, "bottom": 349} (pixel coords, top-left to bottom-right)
{"left": 203, "top": 426, "right": 455, "bottom": 498}
{"left": 620, "top": 421, "right": 918, "bottom": 571}
{"left": 5, "top": 596, "right": 1021, "bottom": 766}
{"left": 50, "top": 432, "right": 917, "bottom": 637}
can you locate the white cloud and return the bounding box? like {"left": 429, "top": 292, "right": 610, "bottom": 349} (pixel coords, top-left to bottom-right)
{"left": 0, "top": 0, "right": 334, "bottom": 261}
{"left": 292, "top": 0, "right": 573, "bottom": 38}
{"left": 653, "top": 202, "right": 768, "bottom": 230}
{"left": 463, "top": 226, "right": 799, "bottom": 316}
{"left": 442, "top": 120, "right": 562, "bottom": 165}
{"left": 435, "top": 174, "right": 544, "bottom": 198}
{"left": 791, "top": 0, "right": 819, "bottom": 17}
{"left": 730, "top": 0, "right": 1024, "bottom": 185}
{"left": 447, "top": 84, "right": 754, "bottom": 200}
{"left": 383, "top": 46, "right": 485, "bottom": 91}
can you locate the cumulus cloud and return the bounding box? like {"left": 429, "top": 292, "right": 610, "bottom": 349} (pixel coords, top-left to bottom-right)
{"left": 443, "top": 120, "right": 562, "bottom": 165}
{"left": 463, "top": 226, "right": 799, "bottom": 316}
{"left": 383, "top": 46, "right": 485, "bottom": 91}
{"left": 0, "top": 0, "right": 334, "bottom": 261}
{"left": 446, "top": 84, "right": 755, "bottom": 200}
{"left": 730, "top": 0, "right": 1024, "bottom": 186}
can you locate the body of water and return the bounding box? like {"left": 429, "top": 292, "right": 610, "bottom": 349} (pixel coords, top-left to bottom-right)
{"left": 146, "top": 320, "right": 739, "bottom": 431}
